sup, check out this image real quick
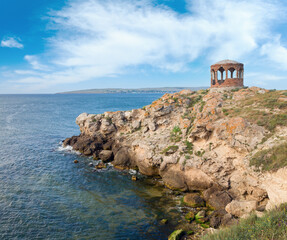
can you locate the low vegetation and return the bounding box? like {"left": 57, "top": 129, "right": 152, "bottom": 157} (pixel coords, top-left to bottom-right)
{"left": 224, "top": 90, "right": 287, "bottom": 132}
{"left": 250, "top": 142, "right": 287, "bottom": 172}
{"left": 161, "top": 145, "right": 179, "bottom": 155}
{"left": 170, "top": 126, "right": 182, "bottom": 142}
{"left": 202, "top": 203, "right": 287, "bottom": 240}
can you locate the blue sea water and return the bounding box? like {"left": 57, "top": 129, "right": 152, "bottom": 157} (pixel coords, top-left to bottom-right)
{"left": 0, "top": 94, "right": 182, "bottom": 240}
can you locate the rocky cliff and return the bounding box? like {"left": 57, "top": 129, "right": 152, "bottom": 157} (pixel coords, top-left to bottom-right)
{"left": 63, "top": 87, "right": 287, "bottom": 227}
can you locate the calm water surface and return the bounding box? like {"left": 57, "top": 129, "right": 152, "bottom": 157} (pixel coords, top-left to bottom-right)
{"left": 0, "top": 94, "right": 181, "bottom": 240}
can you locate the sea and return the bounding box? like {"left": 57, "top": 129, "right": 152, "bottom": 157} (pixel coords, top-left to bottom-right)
{"left": 0, "top": 94, "right": 182, "bottom": 240}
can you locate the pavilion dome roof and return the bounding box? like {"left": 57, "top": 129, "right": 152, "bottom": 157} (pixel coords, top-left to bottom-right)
{"left": 213, "top": 59, "right": 242, "bottom": 65}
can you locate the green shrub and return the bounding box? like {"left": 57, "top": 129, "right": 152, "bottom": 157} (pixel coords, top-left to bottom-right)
{"left": 184, "top": 140, "right": 193, "bottom": 154}
{"left": 170, "top": 126, "right": 182, "bottom": 142}
{"left": 195, "top": 149, "right": 205, "bottom": 157}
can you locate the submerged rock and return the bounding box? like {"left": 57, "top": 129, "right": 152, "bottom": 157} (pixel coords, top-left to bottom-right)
{"left": 160, "top": 219, "right": 168, "bottom": 224}
{"left": 168, "top": 229, "right": 184, "bottom": 240}
{"left": 183, "top": 193, "right": 205, "bottom": 208}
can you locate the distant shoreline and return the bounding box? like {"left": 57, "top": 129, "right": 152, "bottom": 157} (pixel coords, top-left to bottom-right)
{"left": 57, "top": 87, "right": 208, "bottom": 94}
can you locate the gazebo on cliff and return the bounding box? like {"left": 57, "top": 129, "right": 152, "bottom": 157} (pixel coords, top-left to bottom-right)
{"left": 210, "top": 60, "right": 244, "bottom": 88}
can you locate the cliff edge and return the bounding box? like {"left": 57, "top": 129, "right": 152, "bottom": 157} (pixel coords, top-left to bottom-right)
{"left": 64, "top": 87, "right": 287, "bottom": 227}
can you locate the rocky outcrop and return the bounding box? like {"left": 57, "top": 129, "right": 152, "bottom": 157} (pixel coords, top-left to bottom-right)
{"left": 64, "top": 87, "right": 287, "bottom": 224}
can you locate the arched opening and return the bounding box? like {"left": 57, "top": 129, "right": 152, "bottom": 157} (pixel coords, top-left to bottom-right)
{"left": 218, "top": 67, "right": 225, "bottom": 83}
{"left": 228, "top": 68, "right": 235, "bottom": 78}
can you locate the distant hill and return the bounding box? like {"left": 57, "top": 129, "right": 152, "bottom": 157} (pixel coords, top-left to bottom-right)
{"left": 57, "top": 87, "right": 209, "bottom": 94}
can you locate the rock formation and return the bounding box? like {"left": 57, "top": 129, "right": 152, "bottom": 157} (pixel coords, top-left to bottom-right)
{"left": 63, "top": 87, "right": 287, "bottom": 224}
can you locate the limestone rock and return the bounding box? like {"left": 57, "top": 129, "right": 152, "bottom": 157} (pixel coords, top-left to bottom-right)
{"left": 225, "top": 200, "right": 257, "bottom": 217}
{"left": 64, "top": 87, "right": 287, "bottom": 218}
{"left": 113, "top": 148, "right": 131, "bottom": 168}
{"left": 263, "top": 167, "right": 287, "bottom": 210}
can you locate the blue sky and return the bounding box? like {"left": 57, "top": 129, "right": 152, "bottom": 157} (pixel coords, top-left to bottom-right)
{"left": 0, "top": 0, "right": 287, "bottom": 93}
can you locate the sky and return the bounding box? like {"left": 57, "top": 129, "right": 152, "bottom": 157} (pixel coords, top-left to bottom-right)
{"left": 0, "top": 0, "right": 287, "bottom": 93}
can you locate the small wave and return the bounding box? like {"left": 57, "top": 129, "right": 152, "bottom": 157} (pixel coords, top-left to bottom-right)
{"left": 128, "top": 169, "right": 137, "bottom": 175}
{"left": 57, "top": 144, "right": 81, "bottom": 155}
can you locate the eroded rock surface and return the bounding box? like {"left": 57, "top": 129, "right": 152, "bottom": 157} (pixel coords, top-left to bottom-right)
{"left": 64, "top": 87, "right": 287, "bottom": 221}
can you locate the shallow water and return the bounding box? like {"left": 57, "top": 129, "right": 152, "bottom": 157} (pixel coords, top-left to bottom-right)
{"left": 0, "top": 94, "right": 182, "bottom": 240}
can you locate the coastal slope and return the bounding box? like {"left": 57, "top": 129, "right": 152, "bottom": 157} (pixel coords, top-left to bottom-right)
{"left": 64, "top": 87, "right": 287, "bottom": 227}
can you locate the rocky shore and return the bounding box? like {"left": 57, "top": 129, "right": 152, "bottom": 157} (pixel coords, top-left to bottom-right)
{"left": 63, "top": 87, "right": 287, "bottom": 238}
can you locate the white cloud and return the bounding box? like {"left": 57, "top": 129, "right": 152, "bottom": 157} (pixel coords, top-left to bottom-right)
{"left": 1, "top": 37, "right": 23, "bottom": 48}
{"left": 8, "top": 0, "right": 286, "bottom": 91}
{"left": 261, "top": 36, "right": 287, "bottom": 70}
{"left": 246, "top": 72, "right": 286, "bottom": 86}
{"left": 24, "top": 55, "right": 50, "bottom": 71}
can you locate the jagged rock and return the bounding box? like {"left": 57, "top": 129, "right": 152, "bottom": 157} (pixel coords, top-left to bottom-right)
{"left": 99, "top": 150, "right": 114, "bottom": 162}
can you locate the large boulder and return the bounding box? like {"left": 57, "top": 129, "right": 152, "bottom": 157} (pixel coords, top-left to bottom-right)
{"left": 99, "top": 150, "right": 114, "bottom": 163}
{"left": 184, "top": 168, "right": 213, "bottom": 191}
{"left": 113, "top": 148, "right": 131, "bottom": 168}
{"left": 161, "top": 165, "right": 187, "bottom": 191}
{"left": 225, "top": 200, "right": 257, "bottom": 217}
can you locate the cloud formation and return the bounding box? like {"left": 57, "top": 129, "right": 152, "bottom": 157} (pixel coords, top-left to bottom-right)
{"left": 261, "top": 36, "right": 287, "bottom": 70}
{"left": 1, "top": 36, "right": 23, "bottom": 48}
{"left": 5, "top": 0, "right": 287, "bottom": 91}
{"left": 24, "top": 55, "right": 50, "bottom": 71}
